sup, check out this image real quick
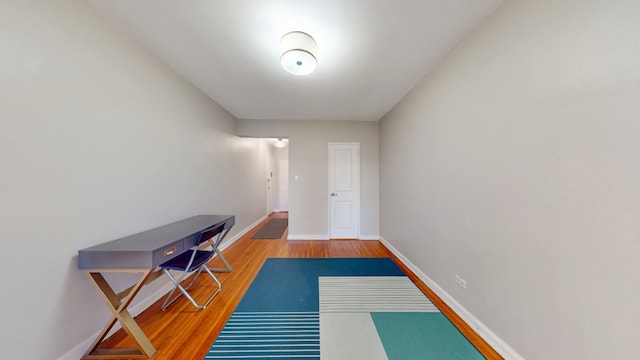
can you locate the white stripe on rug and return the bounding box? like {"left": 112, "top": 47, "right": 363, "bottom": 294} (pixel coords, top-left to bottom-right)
{"left": 319, "top": 276, "right": 439, "bottom": 313}
{"left": 206, "top": 312, "right": 319, "bottom": 359}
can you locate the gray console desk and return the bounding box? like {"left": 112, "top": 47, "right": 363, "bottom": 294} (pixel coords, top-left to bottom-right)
{"left": 77, "top": 214, "right": 235, "bottom": 359}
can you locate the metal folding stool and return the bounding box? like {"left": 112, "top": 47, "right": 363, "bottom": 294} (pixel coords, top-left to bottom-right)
{"left": 158, "top": 224, "right": 225, "bottom": 310}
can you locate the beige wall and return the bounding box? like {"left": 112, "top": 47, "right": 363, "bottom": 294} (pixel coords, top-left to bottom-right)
{"left": 379, "top": 0, "right": 640, "bottom": 358}
{"left": 238, "top": 120, "right": 380, "bottom": 239}
{"left": 0, "top": 1, "right": 267, "bottom": 359}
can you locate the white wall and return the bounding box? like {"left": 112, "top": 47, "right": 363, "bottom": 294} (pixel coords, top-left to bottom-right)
{"left": 0, "top": 1, "right": 267, "bottom": 359}
{"left": 238, "top": 120, "right": 379, "bottom": 239}
{"left": 379, "top": 0, "right": 640, "bottom": 358}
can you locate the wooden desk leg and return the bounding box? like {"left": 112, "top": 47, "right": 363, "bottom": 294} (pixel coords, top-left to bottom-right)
{"left": 82, "top": 270, "right": 157, "bottom": 359}
{"left": 207, "top": 228, "right": 233, "bottom": 273}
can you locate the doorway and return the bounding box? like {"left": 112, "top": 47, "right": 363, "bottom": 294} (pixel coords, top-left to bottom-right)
{"left": 268, "top": 139, "right": 288, "bottom": 213}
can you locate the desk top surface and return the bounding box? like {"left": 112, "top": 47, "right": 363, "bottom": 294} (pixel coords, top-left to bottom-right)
{"left": 77, "top": 215, "right": 235, "bottom": 270}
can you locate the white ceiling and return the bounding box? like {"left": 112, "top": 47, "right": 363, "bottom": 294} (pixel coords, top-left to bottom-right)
{"left": 89, "top": 0, "right": 501, "bottom": 121}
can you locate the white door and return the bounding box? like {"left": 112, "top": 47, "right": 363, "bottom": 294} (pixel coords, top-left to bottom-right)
{"left": 328, "top": 143, "right": 360, "bottom": 239}
{"left": 278, "top": 159, "right": 289, "bottom": 211}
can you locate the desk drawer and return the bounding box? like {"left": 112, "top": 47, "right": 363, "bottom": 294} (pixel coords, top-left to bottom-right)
{"left": 153, "top": 238, "right": 185, "bottom": 265}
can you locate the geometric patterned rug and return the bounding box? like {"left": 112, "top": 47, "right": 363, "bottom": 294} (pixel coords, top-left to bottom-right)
{"left": 204, "top": 258, "right": 484, "bottom": 359}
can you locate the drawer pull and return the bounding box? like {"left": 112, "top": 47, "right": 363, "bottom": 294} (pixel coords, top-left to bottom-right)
{"left": 163, "top": 247, "right": 177, "bottom": 257}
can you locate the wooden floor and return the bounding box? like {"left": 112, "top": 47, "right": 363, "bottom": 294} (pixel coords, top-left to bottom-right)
{"left": 98, "top": 212, "right": 502, "bottom": 359}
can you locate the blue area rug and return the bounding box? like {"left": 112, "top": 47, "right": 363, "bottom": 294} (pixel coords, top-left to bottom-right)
{"left": 205, "top": 258, "right": 484, "bottom": 359}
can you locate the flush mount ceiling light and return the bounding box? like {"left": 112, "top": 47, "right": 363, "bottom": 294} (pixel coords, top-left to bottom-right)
{"left": 280, "top": 31, "right": 317, "bottom": 76}
{"left": 273, "top": 138, "right": 287, "bottom": 148}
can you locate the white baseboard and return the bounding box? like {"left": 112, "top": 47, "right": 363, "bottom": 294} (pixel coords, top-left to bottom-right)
{"left": 378, "top": 237, "right": 524, "bottom": 360}
{"left": 358, "top": 235, "right": 380, "bottom": 240}
{"left": 287, "top": 234, "right": 330, "bottom": 240}
{"left": 58, "top": 214, "right": 268, "bottom": 360}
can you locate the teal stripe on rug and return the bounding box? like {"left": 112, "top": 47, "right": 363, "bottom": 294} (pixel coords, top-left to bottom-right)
{"left": 235, "top": 258, "right": 405, "bottom": 312}
{"left": 206, "top": 312, "right": 320, "bottom": 359}
{"left": 371, "top": 312, "right": 485, "bottom": 360}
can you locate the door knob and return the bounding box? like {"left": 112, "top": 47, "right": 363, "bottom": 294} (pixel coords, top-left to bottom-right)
{"left": 330, "top": 192, "right": 338, "bottom": 197}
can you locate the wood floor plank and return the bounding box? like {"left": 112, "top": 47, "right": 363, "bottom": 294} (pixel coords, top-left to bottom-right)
{"left": 96, "top": 212, "right": 502, "bottom": 359}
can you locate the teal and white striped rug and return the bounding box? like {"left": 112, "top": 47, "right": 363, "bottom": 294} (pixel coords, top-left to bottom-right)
{"left": 205, "top": 258, "right": 484, "bottom": 359}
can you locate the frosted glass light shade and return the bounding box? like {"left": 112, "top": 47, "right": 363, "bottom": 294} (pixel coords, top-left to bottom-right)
{"left": 273, "top": 139, "right": 287, "bottom": 148}
{"left": 280, "top": 31, "right": 317, "bottom": 75}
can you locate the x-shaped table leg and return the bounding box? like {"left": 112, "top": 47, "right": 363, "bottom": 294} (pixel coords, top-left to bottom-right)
{"left": 82, "top": 270, "right": 157, "bottom": 359}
